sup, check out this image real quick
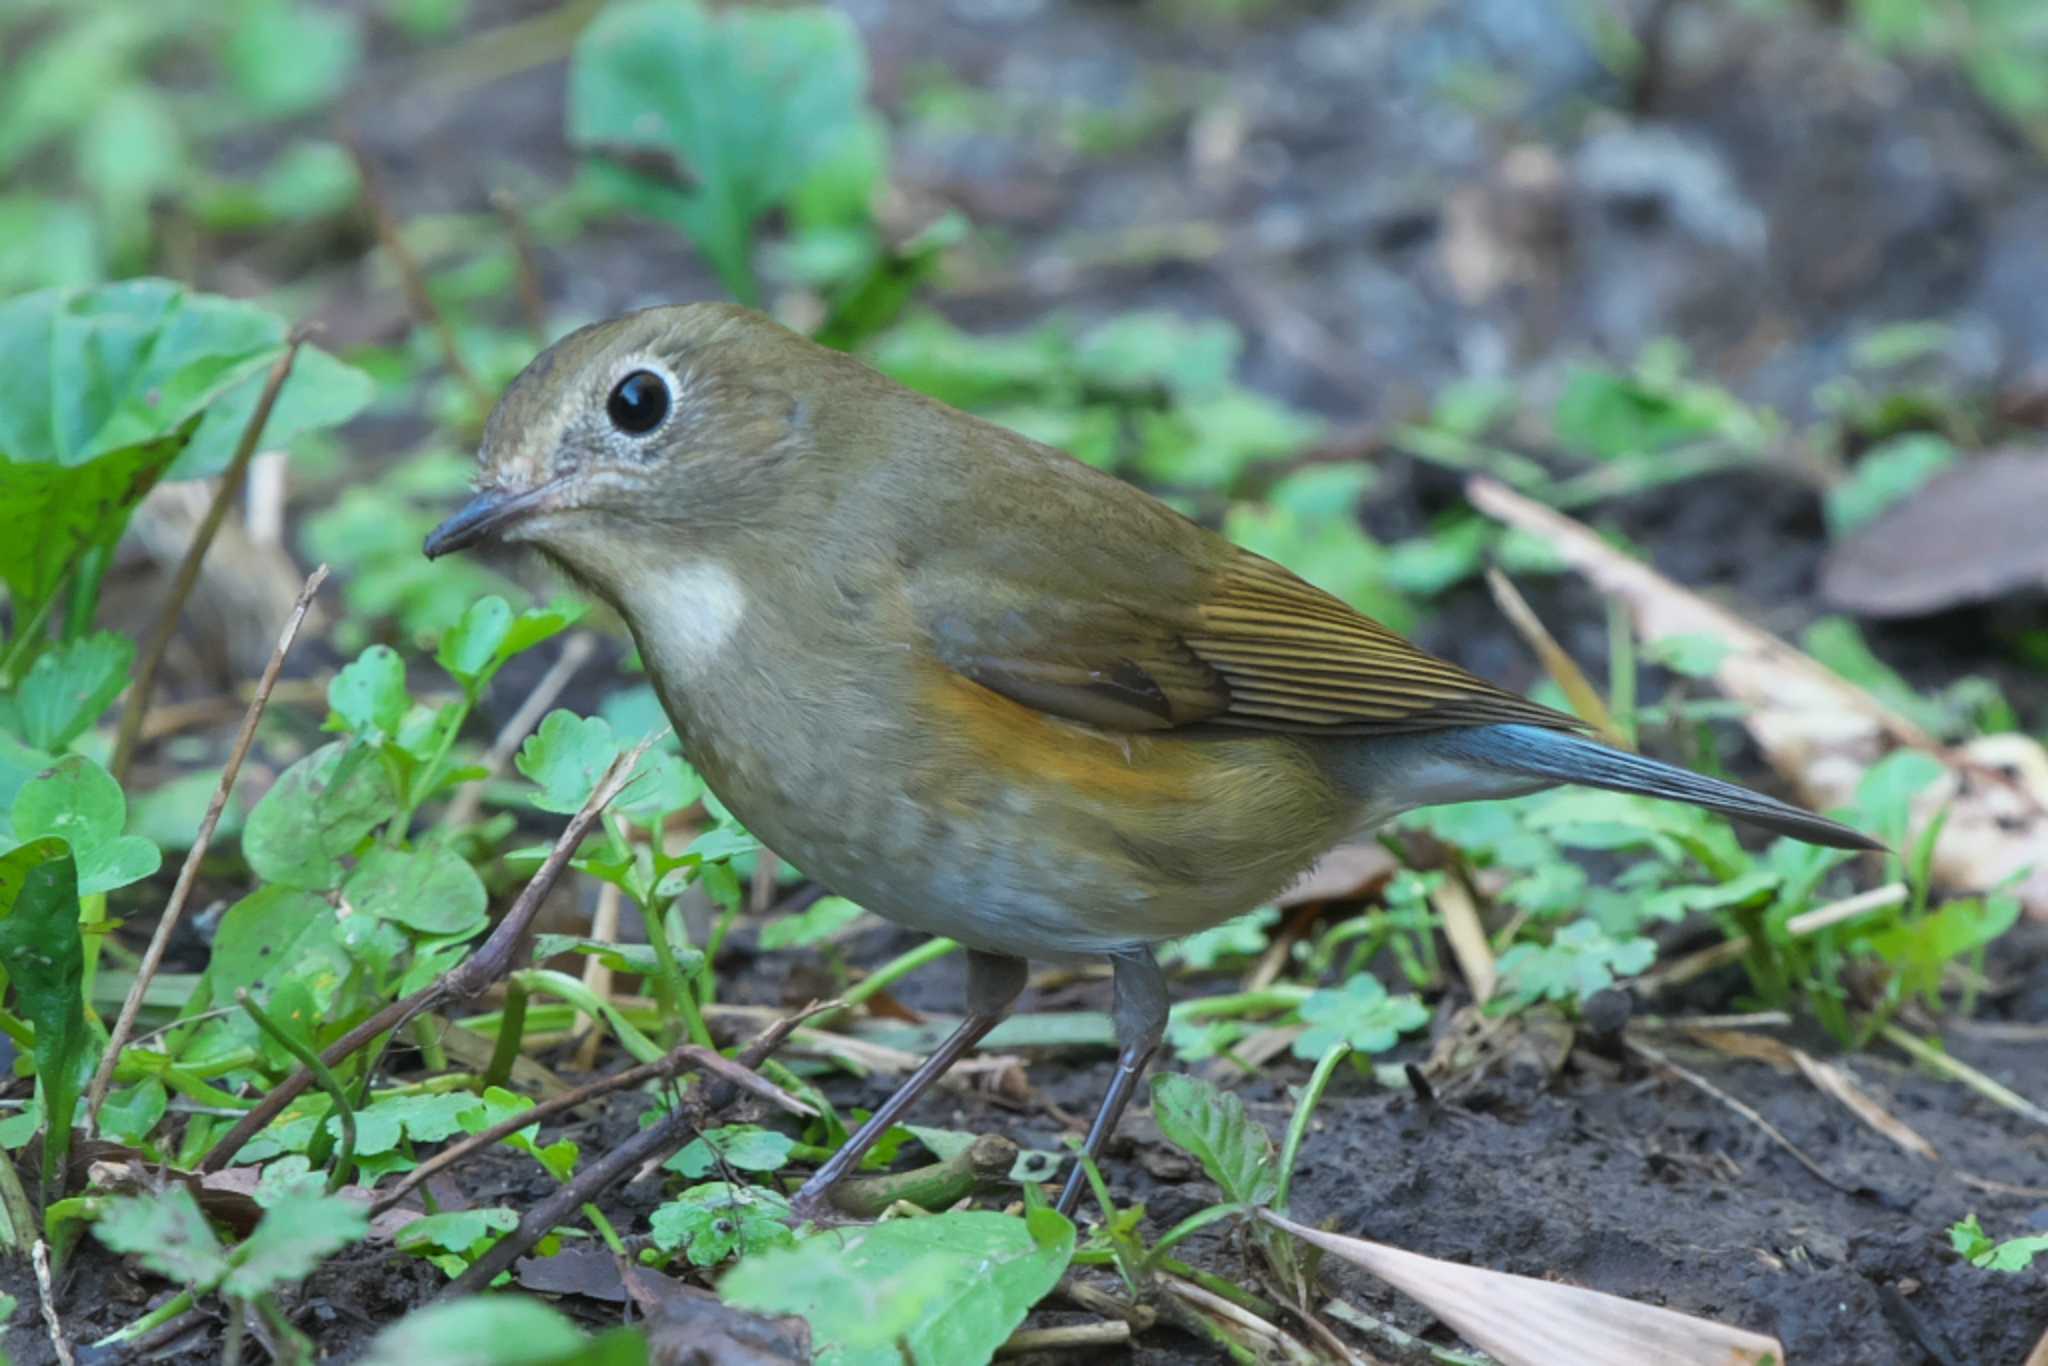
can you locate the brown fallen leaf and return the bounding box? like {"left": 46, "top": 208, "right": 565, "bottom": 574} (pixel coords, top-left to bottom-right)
{"left": 1260, "top": 1210, "right": 1784, "bottom": 1366}
{"left": 1821, "top": 449, "right": 2048, "bottom": 616}
{"left": 1467, "top": 476, "right": 2048, "bottom": 918}
{"left": 619, "top": 1262, "right": 813, "bottom": 1366}
{"left": 1279, "top": 842, "right": 1399, "bottom": 907}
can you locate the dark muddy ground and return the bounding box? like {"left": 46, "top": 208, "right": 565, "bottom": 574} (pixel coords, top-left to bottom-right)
{"left": 21, "top": 0, "right": 2048, "bottom": 1362}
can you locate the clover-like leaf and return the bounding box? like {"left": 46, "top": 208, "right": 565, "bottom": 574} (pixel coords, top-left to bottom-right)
{"left": 1292, "top": 972, "right": 1431, "bottom": 1059}
{"left": 1497, "top": 919, "right": 1658, "bottom": 1003}
{"left": 650, "top": 1182, "right": 795, "bottom": 1268}
{"left": 668, "top": 1125, "right": 797, "bottom": 1179}
{"left": 10, "top": 753, "right": 159, "bottom": 895}
{"left": 517, "top": 711, "right": 621, "bottom": 815}
{"left": 222, "top": 1193, "right": 368, "bottom": 1300}
{"left": 94, "top": 1187, "right": 229, "bottom": 1291}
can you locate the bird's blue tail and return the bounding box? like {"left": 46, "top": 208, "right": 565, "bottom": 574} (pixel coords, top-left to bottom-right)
{"left": 1431, "top": 724, "right": 1881, "bottom": 851}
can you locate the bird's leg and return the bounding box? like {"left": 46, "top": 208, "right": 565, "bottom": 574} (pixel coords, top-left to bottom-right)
{"left": 790, "top": 948, "right": 1027, "bottom": 1219}
{"left": 1056, "top": 947, "right": 1168, "bottom": 1217}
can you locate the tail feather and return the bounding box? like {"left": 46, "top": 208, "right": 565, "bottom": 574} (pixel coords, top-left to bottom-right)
{"left": 1442, "top": 724, "right": 1883, "bottom": 851}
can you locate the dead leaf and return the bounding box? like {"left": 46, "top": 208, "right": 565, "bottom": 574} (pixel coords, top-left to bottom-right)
{"left": 1821, "top": 449, "right": 2048, "bottom": 616}
{"left": 619, "top": 1262, "right": 813, "bottom": 1365}
{"left": 1280, "top": 843, "right": 1399, "bottom": 907}
{"left": 1468, "top": 476, "right": 2048, "bottom": 918}
{"left": 1260, "top": 1210, "right": 1785, "bottom": 1366}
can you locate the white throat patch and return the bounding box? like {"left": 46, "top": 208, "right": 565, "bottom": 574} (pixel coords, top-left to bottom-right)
{"left": 640, "top": 560, "right": 747, "bottom": 682}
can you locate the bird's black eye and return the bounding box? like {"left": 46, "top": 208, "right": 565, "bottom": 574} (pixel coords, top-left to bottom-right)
{"left": 606, "top": 370, "right": 669, "bottom": 435}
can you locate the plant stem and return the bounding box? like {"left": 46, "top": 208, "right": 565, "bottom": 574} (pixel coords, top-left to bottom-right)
{"left": 483, "top": 979, "right": 528, "bottom": 1091}
{"left": 1275, "top": 1041, "right": 1352, "bottom": 1214}
{"left": 238, "top": 990, "right": 357, "bottom": 1193}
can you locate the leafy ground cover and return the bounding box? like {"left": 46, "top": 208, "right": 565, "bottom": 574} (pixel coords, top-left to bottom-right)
{"left": 1, "top": 0, "right": 2045, "bottom": 1362}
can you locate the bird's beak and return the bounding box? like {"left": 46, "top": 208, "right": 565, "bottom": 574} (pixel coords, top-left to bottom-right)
{"left": 423, "top": 481, "right": 566, "bottom": 559}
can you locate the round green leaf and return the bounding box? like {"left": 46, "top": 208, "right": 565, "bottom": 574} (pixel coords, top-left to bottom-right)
{"left": 243, "top": 742, "right": 398, "bottom": 890}
{"left": 343, "top": 843, "right": 487, "bottom": 935}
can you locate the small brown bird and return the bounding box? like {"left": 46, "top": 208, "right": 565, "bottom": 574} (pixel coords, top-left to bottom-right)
{"left": 425, "top": 304, "right": 1877, "bottom": 1218}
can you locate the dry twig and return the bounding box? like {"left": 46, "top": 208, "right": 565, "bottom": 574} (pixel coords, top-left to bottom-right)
{"left": 111, "top": 334, "right": 309, "bottom": 781}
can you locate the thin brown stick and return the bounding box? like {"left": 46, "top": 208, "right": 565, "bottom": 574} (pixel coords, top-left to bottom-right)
{"left": 370, "top": 1037, "right": 816, "bottom": 1216}
{"left": 996, "top": 1322, "right": 1131, "bottom": 1356}
{"left": 436, "top": 1008, "right": 815, "bottom": 1299}
{"left": 489, "top": 188, "right": 549, "bottom": 342}
{"left": 441, "top": 632, "right": 595, "bottom": 829}
{"left": 346, "top": 137, "right": 488, "bottom": 410}
{"left": 1484, "top": 566, "right": 1624, "bottom": 747}
{"left": 574, "top": 879, "right": 622, "bottom": 1071}
{"left": 199, "top": 733, "right": 662, "bottom": 1174}
{"left": 33, "top": 1240, "right": 74, "bottom": 1366}
{"left": 88, "top": 567, "right": 331, "bottom": 1127}
{"left": 1626, "top": 1038, "right": 1855, "bottom": 1192}
{"left": 111, "top": 336, "right": 309, "bottom": 782}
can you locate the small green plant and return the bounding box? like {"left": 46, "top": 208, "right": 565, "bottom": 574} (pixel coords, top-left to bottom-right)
{"left": 568, "top": 0, "right": 878, "bottom": 307}
{"left": 91, "top": 1184, "right": 368, "bottom": 1358}
{"left": 1949, "top": 1213, "right": 2048, "bottom": 1272}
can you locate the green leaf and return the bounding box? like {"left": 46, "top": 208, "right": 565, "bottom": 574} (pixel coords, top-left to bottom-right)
{"left": 1497, "top": 919, "right": 1657, "bottom": 1002}
{"left": 77, "top": 86, "right": 185, "bottom": 244}
{"left": 395, "top": 1207, "right": 519, "bottom": 1256}
{"left": 1949, "top": 1214, "right": 2048, "bottom": 1272}
{"left": 97, "top": 1078, "right": 167, "bottom": 1145}
{"left": 532, "top": 933, "right": 673, "bottom": 978}
{"left": 1074, "top": 312, "right": 1240, "bottom": 398}
{"left": 1149, "top": 1072, "right": 1278, "bottom": 1205}
{"left": 1167, "top": 906, "right": 1278, "bottom": 970}
{"left": 1867, "top": 896, "right": 2022, "bottom": 1006}
{"left": 669, "top": 1125, "right": 797, "bottom": 1178}
{"left": 358, "top": 1298, "right": 606, "bottom": 1366}
{"left": 328, "top": 645, "right": 408, "bottom": 745}
{"left": 342, "top": 843, "right": 488, "bottom": 936}
{"left": 516, "top": 711, "right": 622, "bottom": 815}
{"left": 222, "top": 0, "right": 363, "bottom": 119}
{"left": 436, "top": 596, "right": 514, "bottom": 688}
{"left": 720, "top": 1207, "right": 1074, "bottom": 1365}
{"left": 651, "top": 1182, "right": 796, "bottom": 1268}
{"left": 243, "top": 742, "right": 400, "bottom": 890}
{"left": 169, "top": 337, "right": 374, "bottom": 481}
{"left": 1826, "top": 433, "right": 1957, "bottom": 538}
{"left": 568, "top": 0, "right": 870, "bottom": 303}
{"left": 0, "top": 281, "right": 361, "bottom": 620}
{"left": 1292, "top": 973, "right": 1431, "bottom": 1058}
{"left": 222, "top": 1192, "right": 368, "bottom": 1299}
{"left": 0, "top": 837, "right": 86, "bottom": 1192}
{"left": 757, "top": 895, "right": 867, "bottom": 951}
{"left": 93, "top": 1186, "right": 228, "bottom": 1290}
{"left": 200, "top": 886, "right": 351, "bottom": 1015}
{"left": 10, "top": 752, "right": 160, "bottom": 894}
{"left": 5, "top": 630, "right": 132, "bottom": 751}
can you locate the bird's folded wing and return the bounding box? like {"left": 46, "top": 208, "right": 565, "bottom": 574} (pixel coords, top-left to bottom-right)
{"left": 922, "top": 546, "right": 1583, "bottom": 737}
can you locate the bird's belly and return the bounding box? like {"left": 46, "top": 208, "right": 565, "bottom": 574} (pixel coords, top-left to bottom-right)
{"left": 678, "top": 667, "right": 1352, "bottom": 962}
